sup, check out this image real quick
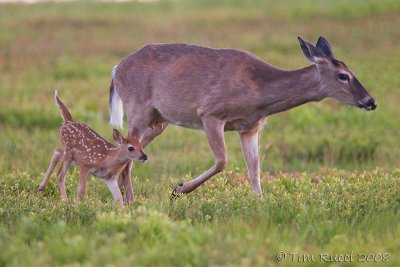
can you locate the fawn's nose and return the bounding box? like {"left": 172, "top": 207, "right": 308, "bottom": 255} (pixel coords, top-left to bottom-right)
{"left": 140, "top": 154, "right": 148, "bottom": 162}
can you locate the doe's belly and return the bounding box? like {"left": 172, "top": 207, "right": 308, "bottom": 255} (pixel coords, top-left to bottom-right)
{"left": 159, "top": 109, "right": 266, "bottom": 132}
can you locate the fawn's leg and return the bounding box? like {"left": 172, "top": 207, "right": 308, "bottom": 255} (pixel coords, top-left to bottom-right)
{"left": 57, "top": 158, "right": 72, "bottom": 201}
{"left": 77, "top": 167, "right": 90, "bottom": 200}
{"left": 38, "top": 147, "right": 63, "bottom": 191}
{"left": 105, "top": 178, "right": 124, "bottom": 208}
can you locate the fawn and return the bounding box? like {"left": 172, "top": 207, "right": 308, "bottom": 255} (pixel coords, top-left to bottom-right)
{"left": 38, "top": 91, "right": 147, "bottom": 207}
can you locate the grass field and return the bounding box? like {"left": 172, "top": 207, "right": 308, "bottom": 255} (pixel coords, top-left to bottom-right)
{"left": 1, "top": 0, "right": 400, "bottom": 266}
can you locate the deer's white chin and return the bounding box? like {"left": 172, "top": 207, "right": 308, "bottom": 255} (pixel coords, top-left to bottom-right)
{"left": 131, "top": 158, "right": 146, "bottom": 163}
{"left": 361, "top": 106, "right": 373, "bottom": 111}
{"left": 357, "top": 102, "right": 374, "bottom": 111}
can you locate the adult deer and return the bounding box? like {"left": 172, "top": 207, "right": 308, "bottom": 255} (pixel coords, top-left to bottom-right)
{"left": 109, "top": 36, "right": 376, "bottom": 197}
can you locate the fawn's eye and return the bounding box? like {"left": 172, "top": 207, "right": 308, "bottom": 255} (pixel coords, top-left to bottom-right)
{"left": 337, "top": 73, "right": 349, "bottom": 81}
{"left": 128, "top": 146, "right": 135, "bottom": 152}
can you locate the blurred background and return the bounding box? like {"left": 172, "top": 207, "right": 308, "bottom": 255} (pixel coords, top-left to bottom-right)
{"left": 1, "top": 0, "right": 399, "bottom": 179}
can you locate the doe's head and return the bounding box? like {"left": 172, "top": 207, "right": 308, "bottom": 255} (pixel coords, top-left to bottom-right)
{"left": 112, "top": 129, "right": 147, "bottom": 163}
{"left": 298, "top": 36, "right": 377, "bottom": 111}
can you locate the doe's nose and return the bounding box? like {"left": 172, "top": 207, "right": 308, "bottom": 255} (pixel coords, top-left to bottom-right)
{"left": 359, "top": 97, "right": 377, "bottom": 111}
{"left": 369, "top": 99, "right": 377, "bottom": 110}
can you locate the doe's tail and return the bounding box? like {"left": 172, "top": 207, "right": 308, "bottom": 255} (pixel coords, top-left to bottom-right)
{"left": 55, "top": 90, "right": 73, "bottom": 122}
{"left": 109, "top": 66, "right": 124, "bottom": 129}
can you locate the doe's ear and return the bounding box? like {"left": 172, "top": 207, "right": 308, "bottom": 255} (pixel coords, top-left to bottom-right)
{"left": 316, "top": 36, "right": 334, "bottom": 59}
{"left": 113, "top": 129, "right": 125, "bottom": 145}
{"left": 298, "top": 36, "right": 327, "bottom": 64}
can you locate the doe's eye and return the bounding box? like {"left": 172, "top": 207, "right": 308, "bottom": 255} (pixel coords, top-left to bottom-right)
{"left": 337, "top": 73, "right": 349, "bottom": 81}
{"left": 128, "top": 146, "right": 135, "bottom": 152}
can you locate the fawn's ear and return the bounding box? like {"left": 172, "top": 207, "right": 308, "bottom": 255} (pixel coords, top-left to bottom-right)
{"left": 113, "top": 129, "right": 125, "bottom": 145}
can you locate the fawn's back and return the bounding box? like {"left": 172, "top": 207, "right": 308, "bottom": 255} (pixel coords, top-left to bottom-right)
{"left": 60, "top": 120, "right": 116, "bottom": 165}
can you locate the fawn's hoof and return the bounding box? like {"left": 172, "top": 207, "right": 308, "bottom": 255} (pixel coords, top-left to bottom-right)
{"left": 171, "top": 183, "right": 185, "bottom": 199}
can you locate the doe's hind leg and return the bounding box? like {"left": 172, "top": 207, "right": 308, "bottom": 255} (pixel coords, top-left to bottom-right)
{"left": 141, "top": 122, "right": 169, "bottom": 147}
{"left": 119, "top": 163, "right": 134, "bottom": 203}
{"left": 119, "top": 122, "right": 169, "bottom": 203}
{"left": 38, "top": 147, "right": 63, "bottom": 191}
{"left": 125, "top": 105, "right": 162, "bottom": 141}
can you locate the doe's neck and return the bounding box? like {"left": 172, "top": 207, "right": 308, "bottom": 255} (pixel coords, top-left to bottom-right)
{"left": 259, "top": 65, "right": 328, "bottom": 115}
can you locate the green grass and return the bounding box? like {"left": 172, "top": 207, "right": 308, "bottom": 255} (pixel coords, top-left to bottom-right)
{"left": 0, "top": 0, "right": 399, "bottom": 266}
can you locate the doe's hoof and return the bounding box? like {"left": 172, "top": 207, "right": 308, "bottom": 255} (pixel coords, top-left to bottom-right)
{"left": 170, "top": 182, "right": 185, "bottom": 199}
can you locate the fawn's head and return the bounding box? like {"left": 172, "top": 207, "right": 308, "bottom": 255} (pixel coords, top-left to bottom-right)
{"left": 298, "top": 36, "right": 377, "bottom": 111}
{"left": 112, "top": 129, "right": 147, "bottom": 163}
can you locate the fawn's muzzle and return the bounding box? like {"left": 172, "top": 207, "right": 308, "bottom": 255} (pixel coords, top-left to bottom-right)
{"left": 140, "top": 154, "right": 148, "bottom": 162}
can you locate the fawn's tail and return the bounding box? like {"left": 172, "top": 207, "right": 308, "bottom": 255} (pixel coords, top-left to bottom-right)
{"left": 55, "top": 90, "right": 73, "bottom": 122}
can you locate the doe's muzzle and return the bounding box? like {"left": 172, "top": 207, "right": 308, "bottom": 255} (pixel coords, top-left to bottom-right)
{"left": 358, "top": 97, "right": 377, "bottom": 111}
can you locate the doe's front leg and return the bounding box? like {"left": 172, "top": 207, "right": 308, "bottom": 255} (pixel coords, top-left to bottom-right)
{"left": 239, "top": 129, "right": 262, "bottom": 196}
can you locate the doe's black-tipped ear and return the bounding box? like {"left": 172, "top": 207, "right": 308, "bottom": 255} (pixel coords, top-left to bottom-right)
{"left": 113, "top": 129, "right": 125, "bottom": 145}
{"left": 316, "top": 36, "right": 334, "bottom": 59}
{"left": 298, "top": 36, "right": 327, "bottom": 64}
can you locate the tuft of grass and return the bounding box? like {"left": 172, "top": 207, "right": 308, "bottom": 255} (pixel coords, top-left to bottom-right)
{"left": 1, "top": 169, "right": 400, "bottom": 266}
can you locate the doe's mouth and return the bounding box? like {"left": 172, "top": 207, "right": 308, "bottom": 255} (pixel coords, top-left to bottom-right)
{"left": 357, "top": 101, "right": 377, "bottom": 111}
